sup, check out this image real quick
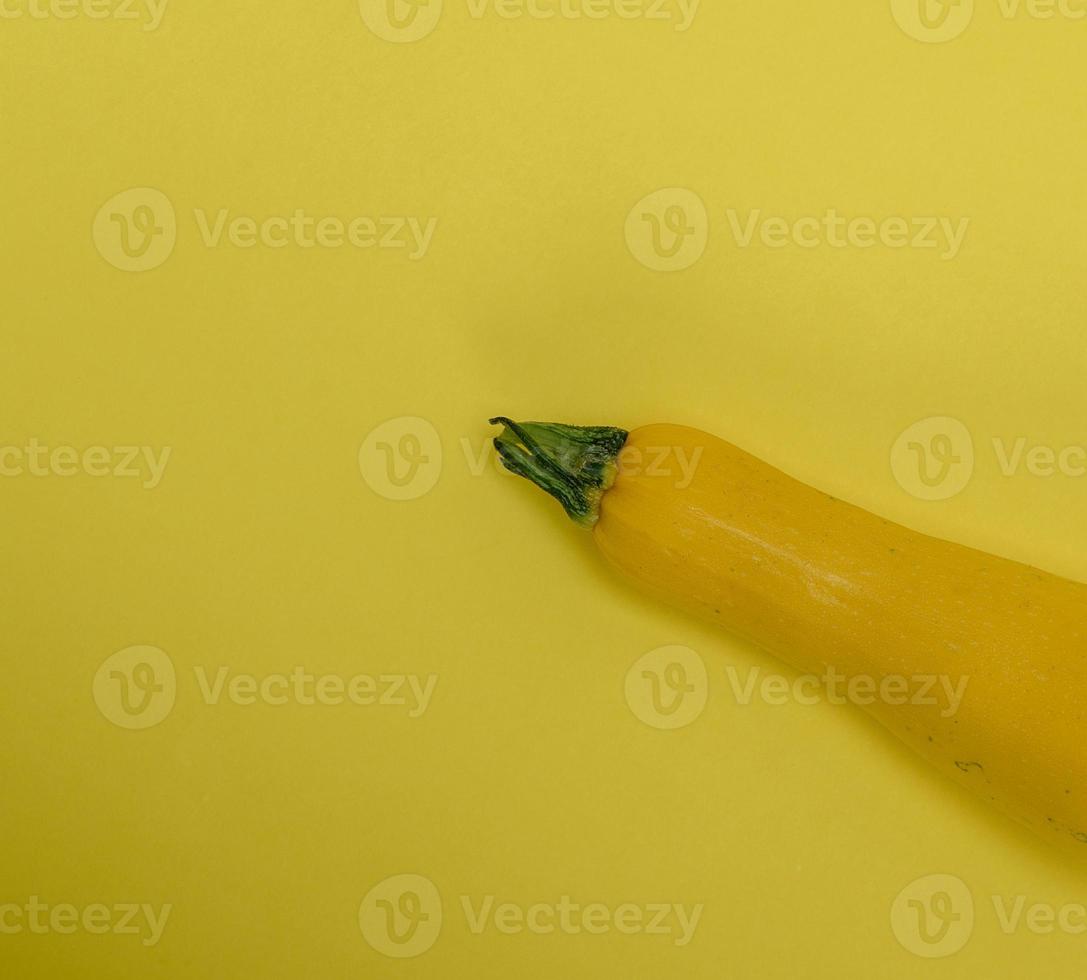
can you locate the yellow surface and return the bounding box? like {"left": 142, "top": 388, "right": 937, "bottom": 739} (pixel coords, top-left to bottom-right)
{"left": 3, "top": 1, "right": 1087, "bottom": 977}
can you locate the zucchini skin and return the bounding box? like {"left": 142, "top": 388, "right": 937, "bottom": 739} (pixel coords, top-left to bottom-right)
{"left": 595, "top": 424, "right": 1087, "bottom": 852}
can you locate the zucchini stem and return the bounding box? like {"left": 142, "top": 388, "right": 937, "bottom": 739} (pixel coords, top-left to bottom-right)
{"left": 489, "top": 417, "right": 628, "bottom": 528}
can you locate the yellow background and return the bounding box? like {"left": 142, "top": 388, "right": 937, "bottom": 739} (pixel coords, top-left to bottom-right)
{"left": 4, "top": 0, "right": 1087, "bottom": 976}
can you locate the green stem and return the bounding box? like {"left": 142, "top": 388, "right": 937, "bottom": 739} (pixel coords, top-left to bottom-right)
{"left": 489, "top": 417, "right": 628, "bottom": 528}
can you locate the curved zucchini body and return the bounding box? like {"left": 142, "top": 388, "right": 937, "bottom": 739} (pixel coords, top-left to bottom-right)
{"left": 493, "top": 418, "right": 1087, "bottom": 853}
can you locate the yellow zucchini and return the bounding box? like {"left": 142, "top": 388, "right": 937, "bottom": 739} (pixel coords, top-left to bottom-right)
{"left": 491, "top": 417, "right": 1087, "bottom": 854}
